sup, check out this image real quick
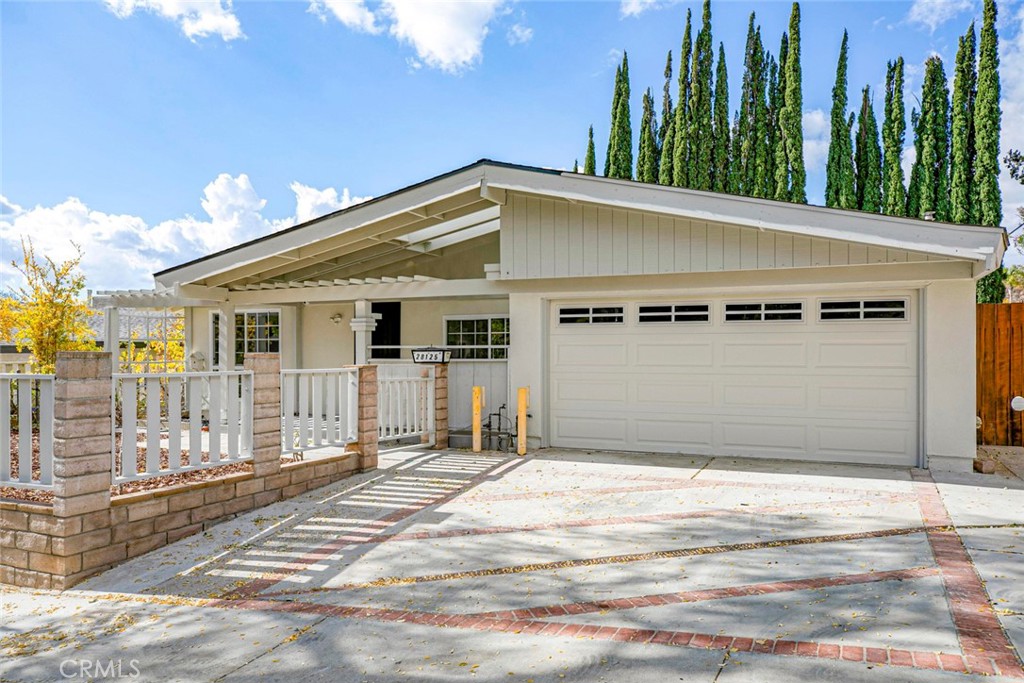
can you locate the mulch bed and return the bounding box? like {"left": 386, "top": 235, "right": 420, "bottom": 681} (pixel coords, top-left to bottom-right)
{"left": 1, "top": 432, "right": 272, "bottom": 505}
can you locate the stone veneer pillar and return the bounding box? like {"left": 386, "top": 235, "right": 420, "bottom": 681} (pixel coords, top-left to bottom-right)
{"left": 355, "top": 365, "right": 378, "bottom": 470}
{"left": 433, "top": 364, "right": 449, "bottom": 449}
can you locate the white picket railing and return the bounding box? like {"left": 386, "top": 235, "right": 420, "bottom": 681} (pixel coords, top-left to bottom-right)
{"left": 1, "top": 374, "right": 54, "bottom": 489}
{"left": 281, "top": 368, "right": 358, "bottom": 456}
{"left": 112, "top": 371, "right": 253, "bottom": 483}
{"left": 377, "top": 364, "right": 434, "bottom": 443}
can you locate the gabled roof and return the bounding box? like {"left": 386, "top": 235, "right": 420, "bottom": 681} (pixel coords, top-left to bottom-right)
{"left": 154, "top": 159, "right": 1007, "bottom": 289}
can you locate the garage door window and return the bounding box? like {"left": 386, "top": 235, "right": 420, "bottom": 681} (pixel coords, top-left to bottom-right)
{"left": 724, "top": 302, "right": 803, "bottom": 322}
{"left": 558, "top": 306, "right": 625, "bottom": 325}
{"left": 820, "top": 299, "right": 908, "bottom": 321}
{"left": 638, "top": 303, "right": 711, "bottom": 323}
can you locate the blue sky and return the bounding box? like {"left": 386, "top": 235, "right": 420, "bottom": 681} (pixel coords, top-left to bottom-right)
{"left": 2, "top": 0, "right": 1022, "bottom": 290}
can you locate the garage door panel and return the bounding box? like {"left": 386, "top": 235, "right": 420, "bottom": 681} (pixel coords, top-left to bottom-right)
{"left": 554, "top": 342, "right": 628, "bottom": 367}
{"left": 553, "top": 378, "right": 627, "bottom": 403}
{"left": 817, "top": 340, "right": 914, "bottom": 369}
{"left": 721, "top": 341, "right": 807, "bottom": 367}
{"left": 634, "top": 417, "right": 714, "bottom": 450}
{"left": 549, "top": 293, "right": 918, "bottom": 465}
{"left": 635, "top": 380, "right": 713, "bottom": 405}
{"left": 720, "top": 420, "right": 808, "bottom": 453}
{"left": 633, "top": 342, "right": 713, "bottom": 367}
{"left": 720, "top": 382, "right": 807, "bottom": 410}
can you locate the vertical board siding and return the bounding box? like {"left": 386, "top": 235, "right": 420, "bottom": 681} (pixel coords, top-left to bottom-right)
{"left": 977, "top": 303, "right": 1024, "bottom": 446}
{"left": 500, "top": 194, "right": 951, "bottom": 279}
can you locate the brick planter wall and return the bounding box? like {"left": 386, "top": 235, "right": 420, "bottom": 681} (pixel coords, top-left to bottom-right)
{"left": 0, "top": 352, "right": 385, "bottom": 590}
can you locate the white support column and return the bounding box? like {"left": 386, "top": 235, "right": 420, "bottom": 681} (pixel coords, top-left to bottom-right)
{"left": 103, "top": 307, "right": 120, "bottom": 367}
{"left": 350, "top": 300, "right": 381, "bottom": 365}
{"left": 218, "top": 303, "right": 236, "bottom": 371}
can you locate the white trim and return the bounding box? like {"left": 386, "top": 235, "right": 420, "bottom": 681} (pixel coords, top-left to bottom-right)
{"left": 556, "top": 304, "right": 627, "bottom": 326}
{"left": 816, "top": 297, "right": 911, "bottom": 323}
{"left": 722, "top": 299, "right": 806, "bottom": 324}
{"left": 442, "top": 314, "right": 510, "bottom": 361}
{"left": 209, "top": 308, "right": 282, "bottom": 370}
{"left": 635, "top": 301, "right": 713, "bottom": 325}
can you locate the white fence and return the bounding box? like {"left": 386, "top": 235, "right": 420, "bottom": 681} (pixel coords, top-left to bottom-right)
{"left": 377, "top": 364, "right": 434, "bottom": 443}
{"left": 281, "top": 368, "right": 358, "bottom": 456}
{"left": 112, "top": 371, "right": 253, "bottom": 483}
{"left": 1, "top": 374, "right": 54, "bottom": 489}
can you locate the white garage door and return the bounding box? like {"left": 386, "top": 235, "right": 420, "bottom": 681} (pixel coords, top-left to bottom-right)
{"left": 548, "top": 292, "right": 919, "bottom": 466}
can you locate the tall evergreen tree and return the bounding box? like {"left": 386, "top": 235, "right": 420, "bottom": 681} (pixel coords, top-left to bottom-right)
{"left": 713, "top": 42, "right": 731, "bottom": 192}
{"left": 772, "top": 32, "right": 791, "bottom": 200}
{"left": 975, "top": 0, "right": 1004, "bottom": 302}
{"left": 729, "top": 112, "right": 743, "bottom": 193}
{"left": 604, "top": 63, "right": 622, "bottom": 177}
{"left": 855, "top": 86, "right": 882, "bottom": 212}
{"left": 735, "top": 14, "right": 769, "bottom": 197}
{"left": 951, "top": 23, "right": 977, "bottom": 224}
{"left": 906, "top": 107, "right": 922, "bottom": 218}
{"left": 688, "top": 0, "right": 715, "bottom": 191}
{"left": 659, "top": 115, "right": 677, "bottom": 185}
{"left": 974, "top": 0, "right": 1001, "bottom": 228}
{"left": 584, "top": 125, "right": 596, "bottom": 175}
{"left": 881, "top": 58, "right": 907, "bottom": 216}
{"left": 610, "top": 53, "right": 634, "bottom": 179}
{"left": 672, "top": 10, "right": 694, "bottom": 187}
{"left": 765, "top": 51, "right": 780, "bottom": 198}
{"left": 779, "top": 2, "right": 806, "bottom": 203}
{"left": 658, "top": 50, "right": 674, "bottom": 177}
{"left": 638, "top": 88, "right": 659, "bottom": 183}
{"left": 825, "top": 30, "right": 856, "bottom": 209}
{"left": 911, "top": 56, "right": 951, "bottom": 220}
{"left": 573, "top": 160, "right": 579, "bottom": 173}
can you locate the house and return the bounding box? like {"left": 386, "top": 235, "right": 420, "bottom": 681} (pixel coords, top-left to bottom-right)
{"left": 93, "top": 160, "right": 1006, "bottom": 472}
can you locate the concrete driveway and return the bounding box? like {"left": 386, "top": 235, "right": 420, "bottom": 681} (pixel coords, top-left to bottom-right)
{"left": 3, "top": 448, "right": 1023, "bottom": 682}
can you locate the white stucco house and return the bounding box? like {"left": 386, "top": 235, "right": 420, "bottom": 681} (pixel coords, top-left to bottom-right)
{"left": 94, "top": 160, "right": 1006, "bottom": 472}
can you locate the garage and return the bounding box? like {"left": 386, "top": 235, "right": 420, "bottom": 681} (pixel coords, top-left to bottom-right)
{"left": 549, "top": 291, "right": 919, "bottom": 465}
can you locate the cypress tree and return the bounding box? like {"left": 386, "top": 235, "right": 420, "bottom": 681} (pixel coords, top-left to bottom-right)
{"left": 584, "top": 125, "right": 596, "bottom": 175}
{"left": 974, "top": 0, "right": 1001, "bottom": 227}
{"left": 688, "top": 0, "right": 715, "bottom": 191}
{"left": 881, "top": 58, "right": 907, "bottom": 216}
{"left": 975, "top": 0, "right": 1003, "bottom": 301}
{"left": 713, "top": 42, "right": 730, "bottom": 192}
{"left": 951, "top": 23, "right": 977, "bottom": 224}
{"left": 736, "top": 14, "right": 768, "bottom": 197}
{"left": 772, "top": 32, "right": 791, "bottom": 200}
{"left": 658, "top": 50, "right": 674, "bottom": 177}
{"left": 573, "top": 159, "right": 579, "bottom": 173}
{"left": 672, "top": 10, "right": 694, "bottom": 187}
{"left": 825, "top": 30, "right": 856, "bottom": 209}
{"left": 611, "top": 53, "right": 634, "bottom": 180}
{"left": 604, "top": 64, "right": 622, "bottom": 177}
{"left": 638, "top": 88, "right": 659, "bottom": 183}
{"left": 659, "top": 115, "right": 677, "bottom": 185}
{"left": 906, "top": 107, "right": 922, "bottom": 219}
{"left": 729, "top": 112, "right": 743, "bottom": 193}
{"left": 912, "top": 56, "right": 951, "bottom": 221}
{"left": 764, "top": 51, "right": 779, "bottom": 198}
{"left": 780, "top": 2, "right": 806, "bottom": 203}
{"left": 854, "top": 86, "right": 883, "bottom": 212}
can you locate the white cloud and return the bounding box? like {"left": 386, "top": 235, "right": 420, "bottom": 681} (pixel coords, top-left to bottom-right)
{"left": 506, "top": 22, "right": 533, "bottom": 46}
{"left": 308, "top": 0, "right": 380, "bottom": 33}
{"left": 103, "top": 0, "right": 243, "bottom": 41}
{"left": 802, "top": 109, "right": 830, "bottom": 173}
{"left": 380, "top": 0, "right": 504, "bottom": 73}
{"left": 905, "top": 0, "right": 973, "bottom": 33}
{"left": 619, "top": 0, "right": 677, "bottom": 18}
{"left": 0, "top": 175, "right": 369, "bottom": 291}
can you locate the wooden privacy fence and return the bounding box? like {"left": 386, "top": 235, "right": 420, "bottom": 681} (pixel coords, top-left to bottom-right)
{"left": 977, "top": 303, "right": 1024, "bottom": 446}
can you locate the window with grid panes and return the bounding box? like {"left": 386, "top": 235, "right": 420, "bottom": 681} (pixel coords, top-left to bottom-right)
{"left": 444, "top": 316, "right": 510, "bottom": 359}
{"left": 212, "top": 311, "right": 280, "bottom": 368}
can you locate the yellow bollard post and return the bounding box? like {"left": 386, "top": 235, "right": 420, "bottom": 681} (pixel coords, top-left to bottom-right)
{"left": 472, "top": 386, "right": 484, "bottom": 452}
{"left": 517, "top": 387, "right": 529, "bottom": 456}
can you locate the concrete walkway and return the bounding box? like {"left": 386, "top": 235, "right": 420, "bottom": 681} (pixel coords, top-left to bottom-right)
{"left": 2, "top": 449, "right": 1023, "bottom": 682}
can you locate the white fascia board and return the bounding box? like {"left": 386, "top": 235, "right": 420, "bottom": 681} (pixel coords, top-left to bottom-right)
{"left": 483, "top": 166, "right": 1005, "bottom": 264}
{"left": 154, "top": 167, "right": 488, "bottom": 289}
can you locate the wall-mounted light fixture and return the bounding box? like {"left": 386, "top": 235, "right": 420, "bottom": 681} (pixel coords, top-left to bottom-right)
{"left": 329, "top": 313, "right": 345, "bottom": 325}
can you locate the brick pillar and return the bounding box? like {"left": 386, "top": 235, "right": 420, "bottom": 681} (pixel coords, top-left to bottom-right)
{"left": 50, "top": 351, "right": 114, "bottom": 588}
{"left": 433, "top": 364, "right": 449, "bottom": 450}
{"left": 355, "top": 365, "right": 378, "bottom": 470}
{"left": 244, "top": 353, "right": 282, "bottom": 482}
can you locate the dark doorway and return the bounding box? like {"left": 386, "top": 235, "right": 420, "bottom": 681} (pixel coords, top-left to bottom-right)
{"left": 371, "top": 302, "right": 402, "bottom": 359}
